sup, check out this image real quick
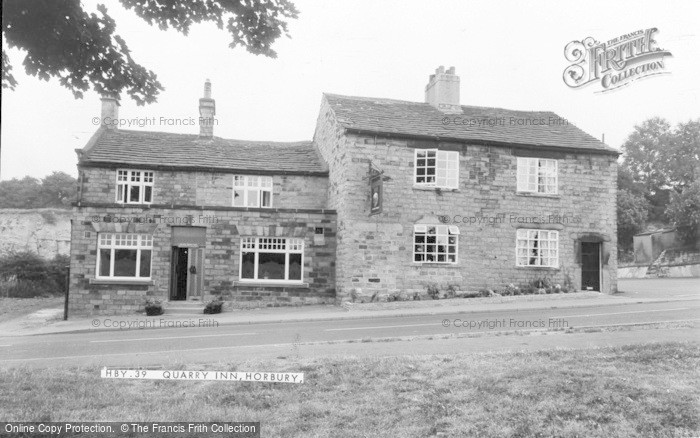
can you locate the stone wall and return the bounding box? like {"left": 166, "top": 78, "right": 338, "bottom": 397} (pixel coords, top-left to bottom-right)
{"left": 312, "top": 99, "right": 355, "bottom": 298}
{"left": 69, "top": 205, "right": 336, "bottom": 315}
{"left": 315, "top": 109, "right": 618, "bottom": 300}
{"left": 78, "top": 167, "right": 328, "bottom": 210}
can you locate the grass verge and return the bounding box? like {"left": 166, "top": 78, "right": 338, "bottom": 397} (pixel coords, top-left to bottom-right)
{"left": 0, "top": 342, "right": 698, "bottom": 437}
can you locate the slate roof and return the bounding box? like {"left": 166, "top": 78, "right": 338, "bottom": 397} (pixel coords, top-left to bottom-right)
{"left": 324, "top": 94, "right": 619, "bottom": 155}
{"left": 79, "top": 128, "right": 328, "bottom": 175}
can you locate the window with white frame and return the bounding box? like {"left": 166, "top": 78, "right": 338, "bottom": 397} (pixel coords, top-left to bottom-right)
{"left": 97, "top": 233, "right": 153, "bottom": 279}
{"left": 516, "top": 229, "right": 559, "bottom": 267}
{"left": 116, "top": 169, "right": 154, "bottom": 204}
{"left": 516, "top": 157, "right": 558, "bottom": 194}
{"left": 240, "top": 237, "right": 303, "bottom": 281}
{"left": 233, "top": 176, "right": 273, "bottom": 208}
{"left": 413, "top": 224, "right": 459, "bottom": 263}
{"left": 414, "top": 149, "right": 459, "bottom": 189}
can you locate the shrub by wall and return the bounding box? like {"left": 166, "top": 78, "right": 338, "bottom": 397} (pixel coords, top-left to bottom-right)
{"left": 0, "top": 251, "right": 69, "bottom": 297}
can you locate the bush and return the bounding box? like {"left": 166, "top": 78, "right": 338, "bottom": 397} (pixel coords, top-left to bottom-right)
{"left": 204, "top": 298, "right": 224, "bottom": 314}
{"left": 144, "top": 299, "right": 163, "bottom": 316}
{"left": 426, "top": 284, "right": 440, "bottom": 300}
{"left": 445, "top": 284, "right": 458, "bottom": 299}
{"left": 0, "top": 252, "right": 68, "bottom": 297}
{"left": 478, "top": 288, "right": 493, "bottom": 297}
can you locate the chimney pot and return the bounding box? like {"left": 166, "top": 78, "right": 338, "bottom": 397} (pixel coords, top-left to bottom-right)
{"left": 204, "top": 79, "right": 212, "bottom": 99}
{"left": 199, "top": 80, "right": 216, "bottom": 138}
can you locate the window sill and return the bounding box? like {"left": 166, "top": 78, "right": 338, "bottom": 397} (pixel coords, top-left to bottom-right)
{"left": 232, "top": 205, "right": 273, "bottom": 209}
{"left": 413, "top": 185, "right": 459, "bottom": 192}
{"left": 89, "top": 278, "right": 154, "bottom": 285}
{"left": 515, "top": 266, "right": 560, "bottom": 271}
{"left": 515, "top": 192, "right": 560, "bottom": 199}
{"left": 412, "top": 262, "right": 460, "bottom": 267}
{"left": 234, "top": 281, "right": 309, "bottom": 288}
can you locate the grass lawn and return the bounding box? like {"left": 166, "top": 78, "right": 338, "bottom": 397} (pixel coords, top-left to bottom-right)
{"left": 0, "top": 297, "right": 63, "bottom": 323}
{"left": 1, "top": 342, "right": 698, "bottom": 437}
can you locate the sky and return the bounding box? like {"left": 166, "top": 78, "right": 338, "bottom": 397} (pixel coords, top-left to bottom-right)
{"left": 1, "top": 0, "right": 698, "bottom": 180}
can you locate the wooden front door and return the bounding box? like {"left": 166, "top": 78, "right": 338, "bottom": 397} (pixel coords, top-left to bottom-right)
{"left": 186, "top": 248, "right": 205, "bottom": 300}
{"left": 171, "top": 247, "right": 189, "bottom": 300}
{"left": 581, "top": 242, "right": 601, "bottom": 291}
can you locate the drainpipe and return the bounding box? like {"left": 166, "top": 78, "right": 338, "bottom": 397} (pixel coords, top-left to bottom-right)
{"left": 63, "top": 264, "right": 70, "bottom": 320}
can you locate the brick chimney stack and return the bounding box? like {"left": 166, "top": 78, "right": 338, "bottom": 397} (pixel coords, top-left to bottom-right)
{"left": 425, "top": 66, "right": 461, "bottom": 113}
{"left": 199, "top": 79, "right": 216, "bottom": 138}
{"left": 100, "top": 95, "right": 120, "bottom": 130}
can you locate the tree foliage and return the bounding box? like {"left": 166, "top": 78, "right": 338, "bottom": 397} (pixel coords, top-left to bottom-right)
{"left": 665, "top": 180, "right": 700, "bottom": 246}
{"left": 617, "top": 188, "right": 650, "bottom": 249}
{"left": 0, "top": 172, "right": 77, "bottom": 208}
{"left": 619, "top": 117, "right": 700, "bottom": 221}
{"left": 0, "top": 252, "right": 69, "bottom": 297}
{"left": 2, "top": 0, "right": 299, "bottom": 104}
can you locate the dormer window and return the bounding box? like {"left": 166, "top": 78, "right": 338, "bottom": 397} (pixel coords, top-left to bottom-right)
{"left": 116, "top": 170, "right": 154, "bottom": 204}
{"left": 516, "top": 158, "right": 558, "bottom": 194}
{"left": 233, "top": 175, "right": 273, "bottom": 208}
{"left": 414, "top": 149, "right": 459, "bottom": 189}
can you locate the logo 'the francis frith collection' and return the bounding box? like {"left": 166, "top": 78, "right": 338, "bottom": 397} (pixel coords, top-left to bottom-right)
{"left": 563, "top": 28, "right": 672, "bottom": 92}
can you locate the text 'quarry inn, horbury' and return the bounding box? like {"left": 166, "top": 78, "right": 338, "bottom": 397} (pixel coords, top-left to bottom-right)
{"left": 69, "top": 66, "right": 618, "bottom": 315}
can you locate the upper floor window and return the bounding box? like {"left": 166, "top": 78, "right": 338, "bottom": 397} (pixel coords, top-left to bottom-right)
{"left": 516, "top": 229, "right": 559, "bottom": 267}
{"left": 116, "top": 170, "right": 154, "bottom": 204}
{"left": 97, "top": 233, "right": 152, "bottom": 279}
{"left": 233, "top": 176, "right": 273, "bottom": 208}
{"left": 516, "top": 157, "right": 557, "bottom": 194}
{"left": 240, "top": 237, "right": 303, "bottom": 282}
{"left": 414, "top": 149, "right": 459, "bottom": 189}
{"left": 413, "top": 224, "right": 459, "bottom": 263}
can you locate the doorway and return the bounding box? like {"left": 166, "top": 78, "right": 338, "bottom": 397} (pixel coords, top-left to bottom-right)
{"left": 170, "top": 246, "right": 205, "bottom": 301}
{"left": 170, "top": 227, "right": 206, "bottom": 301}
{"left": 581, "top": 242, "right": 601, "bottom": 291}
{"left": 170, "top": 247, "right": 189, "bottom": 300}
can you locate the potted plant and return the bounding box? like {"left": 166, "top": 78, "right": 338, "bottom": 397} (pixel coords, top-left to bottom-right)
{"left": 144, "top": 298, "right": 163, "bottom": 316}
{"left": 204, "top": 297, "right": 224, "bottom": 314}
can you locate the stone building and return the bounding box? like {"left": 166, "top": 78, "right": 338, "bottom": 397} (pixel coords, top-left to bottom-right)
{"left": 69, "top": 67, "right": 618, "bottom": 315}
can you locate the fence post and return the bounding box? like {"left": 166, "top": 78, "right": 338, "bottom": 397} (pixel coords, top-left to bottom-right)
{"left": 64, "top": 264, "right": 70, "bottom": 320}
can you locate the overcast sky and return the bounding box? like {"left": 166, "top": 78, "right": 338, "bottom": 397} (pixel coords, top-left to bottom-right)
{"left": 1, "top": 0, "right": 698, "bottom": 180}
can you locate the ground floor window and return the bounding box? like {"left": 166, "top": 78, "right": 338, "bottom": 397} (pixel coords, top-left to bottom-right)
{"left": 413, "top": 225, "right": 459, "bottom": 263}
{"left": 97, "top": 233, "right": 153, "bottom": 279}
{"left": 240, "top": 237, "right": 304, "bottom": 282}
{"left": 516, "top": 229, "right": 559, "bottom": 267}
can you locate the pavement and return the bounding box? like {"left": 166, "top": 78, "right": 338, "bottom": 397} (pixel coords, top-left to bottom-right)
{"left": 1, "top": 277, "right": 697, "bottom": 337}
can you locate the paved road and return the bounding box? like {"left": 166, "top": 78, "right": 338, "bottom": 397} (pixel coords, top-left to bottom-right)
{"left": 1, "top": 298, "right": 697, "bottom": 368}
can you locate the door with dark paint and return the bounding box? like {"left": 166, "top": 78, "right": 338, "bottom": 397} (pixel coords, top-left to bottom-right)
{"left": 170, "top": 247, "right": 189, "bottom": 300}
{"left": 581, "top": 242, "right": 601, "bottom": 291}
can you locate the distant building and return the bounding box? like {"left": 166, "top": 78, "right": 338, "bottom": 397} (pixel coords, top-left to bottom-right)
{"left": 69, "top": 67, "right": 618, "bottom": 315}
{"left": 633, "top": 228, "right": 680, "bottom": 264}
